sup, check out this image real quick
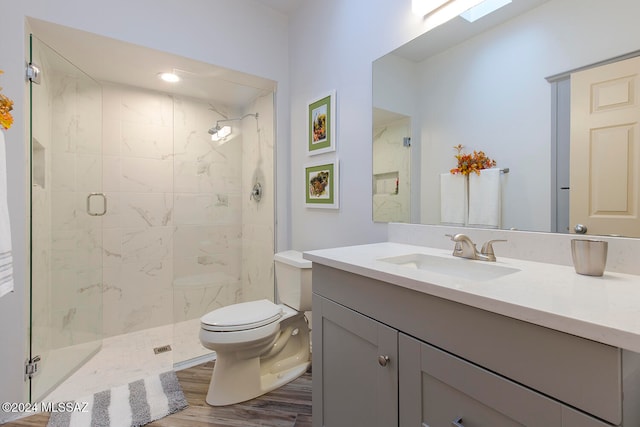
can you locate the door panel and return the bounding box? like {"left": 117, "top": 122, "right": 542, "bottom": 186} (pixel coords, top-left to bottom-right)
{"left": 570, "top": 56, "right": 640, "bottom": 236}
{"left": 29, "top": 35, "right": 103, "bottom": 401}
{"left": 313, "top": 295, "right": 398, "bottom": 427}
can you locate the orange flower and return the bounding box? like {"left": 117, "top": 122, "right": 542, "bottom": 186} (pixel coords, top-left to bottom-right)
{"left": 450, "top": 144, "right": 496, "bottom": 175}
{"left": 0, "top": 70, "right": 14, "bottom": 131}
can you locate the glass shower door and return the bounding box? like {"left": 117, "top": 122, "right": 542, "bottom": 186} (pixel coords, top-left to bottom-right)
{"left": 29, "top": 35, "right": 103, "bottom": 401}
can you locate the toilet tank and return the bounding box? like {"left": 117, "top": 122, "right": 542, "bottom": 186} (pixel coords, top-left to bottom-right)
{"left": 274, "top": 250, "right": 312, "bottom": 311}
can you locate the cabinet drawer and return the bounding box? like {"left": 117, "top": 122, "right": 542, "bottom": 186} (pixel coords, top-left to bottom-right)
{"left": 399, "top": 334, "right": 608, "bottom": 427}
{"left": 399, "top": 333, "right": 612, "bottom": 427}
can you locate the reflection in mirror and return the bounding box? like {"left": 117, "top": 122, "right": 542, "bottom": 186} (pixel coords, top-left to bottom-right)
{"left": 373, "top": 108, "right": 411, "bottom": 222}
{"left": 372, "top": 0, "right": 640, "bottom": 237}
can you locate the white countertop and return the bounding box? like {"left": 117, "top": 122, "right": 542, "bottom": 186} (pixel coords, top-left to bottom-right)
{"left": 304, "top": 242, "right": 640, "bottom": 353}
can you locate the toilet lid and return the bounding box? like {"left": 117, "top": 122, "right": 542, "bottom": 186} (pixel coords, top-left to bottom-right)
{"left": 201, "top": 299, "right": 283, "bottom": 332}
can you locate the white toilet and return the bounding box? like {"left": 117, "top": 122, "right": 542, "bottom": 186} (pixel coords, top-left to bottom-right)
{"left": 199, "top": 250, "right": 312, "bottom": 406}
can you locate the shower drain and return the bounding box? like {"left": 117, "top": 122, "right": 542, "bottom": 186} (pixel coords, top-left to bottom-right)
{"left": 153, "top": 345, "right": 172, "bottom": 355}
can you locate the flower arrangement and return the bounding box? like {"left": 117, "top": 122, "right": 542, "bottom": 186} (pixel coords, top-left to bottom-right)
{"left": 450, "top": 144, "right": 496, "bottom": 175}
{"left": 0, "top": 70, "right": 14, "bottom": 130}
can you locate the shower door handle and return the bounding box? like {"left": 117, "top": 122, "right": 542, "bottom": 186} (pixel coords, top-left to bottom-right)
{"left": 86, "top": 192, "right": 107, "bottom": 216}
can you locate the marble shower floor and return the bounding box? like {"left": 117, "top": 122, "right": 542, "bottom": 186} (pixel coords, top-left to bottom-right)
{"left": 43, "top": 318, "right": 213, "bottom": 404}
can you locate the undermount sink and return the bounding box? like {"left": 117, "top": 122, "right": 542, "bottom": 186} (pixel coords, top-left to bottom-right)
{"left": 378, "top": 253, "right": 520, "bottom": 281}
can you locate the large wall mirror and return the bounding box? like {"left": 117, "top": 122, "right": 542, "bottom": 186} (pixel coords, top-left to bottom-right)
{"left": 373, "top": 0, "right": 640, "bottom": 237}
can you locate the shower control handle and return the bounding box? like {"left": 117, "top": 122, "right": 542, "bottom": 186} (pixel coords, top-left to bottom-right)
{"left": 250, "top": 182, "right": 262, "bottom": 202}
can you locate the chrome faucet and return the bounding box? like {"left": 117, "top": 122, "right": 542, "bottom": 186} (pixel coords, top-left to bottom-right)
{"left": 446, "top": 234, "right": 506, "bottom": 262}
{"left": 448, "top": 234, "right": 479, "bottom": 259}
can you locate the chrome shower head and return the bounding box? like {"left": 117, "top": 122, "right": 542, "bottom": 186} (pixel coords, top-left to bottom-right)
{"left": 207, "top": 112, "right": 259, "bottom": 142}
{"left": 209, "top": 123, "right": 232, "bottom": 142}
{"left": 208, "top": 124, "right": 221, "bottom": 135}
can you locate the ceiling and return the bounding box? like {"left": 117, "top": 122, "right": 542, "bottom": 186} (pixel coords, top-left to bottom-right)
{"left": 28, "top": 17, "right": 276, "bottom": 108}
{"left": 393, "top": 0, "right": 550, "bottom": 62}
{"left": 254, "top": 0, "right": 302, "bottom": 15}
{"left": 28, "top": 0, "right": 542, "bottom": 107}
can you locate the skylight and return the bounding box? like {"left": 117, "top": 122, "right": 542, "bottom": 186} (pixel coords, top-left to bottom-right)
{"left": 460, "top": 0, "right": 512, "bottom": 22}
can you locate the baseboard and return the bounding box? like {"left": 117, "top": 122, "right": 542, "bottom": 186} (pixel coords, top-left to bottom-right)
{"left": 173, "top": 351, "right": 217, "bottom": 371}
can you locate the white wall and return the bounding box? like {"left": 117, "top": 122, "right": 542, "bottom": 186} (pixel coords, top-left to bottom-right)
{"left": 288, "top": 0, "right": 433, "bottom": 250}
{"left": 0, "top": 0, "right": 288, "bottom": 413}
{"left": 373, "top": 53, "right": 419, "bottom": 118}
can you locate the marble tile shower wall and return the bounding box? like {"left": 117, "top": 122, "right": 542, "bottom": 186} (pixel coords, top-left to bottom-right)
{"left": 99, "top": 83, "right": 268, "bottom": 337}
{"left": 241, "top": 93, "right": 275, "bottom": 303}
{"left": 171, "top": 93, "right": 244, "bottom": 325}
{"left": 48, "top": 67, "right": 103, "bottom": 349}
{"left": 101, "top": 83, "right": 177, "bottom": 336}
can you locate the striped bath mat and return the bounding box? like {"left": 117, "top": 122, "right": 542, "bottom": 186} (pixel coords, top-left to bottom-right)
{"left": 47, "top": 371, "right": 188, "bottom": 427}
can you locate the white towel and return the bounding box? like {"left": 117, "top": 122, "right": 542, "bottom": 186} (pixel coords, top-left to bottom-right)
{"left": 468, "top": 168, "right": 501, "bottom": 228}
{"left": 0, "top": 131, "right": 13, "bottom": 299}
{"left": 440, "top": 173, "right": 467, "bottom": 225}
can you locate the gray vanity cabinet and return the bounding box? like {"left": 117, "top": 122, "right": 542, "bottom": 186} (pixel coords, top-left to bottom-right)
{"left": 311, "top": 263, "right": 640, "bottom": 427}
{"left": 312, "top": 294, "right": 398, "bottom": 427}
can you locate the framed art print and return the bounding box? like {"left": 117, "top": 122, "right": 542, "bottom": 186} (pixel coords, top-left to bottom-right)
{"left": 304, "top": 160, "right": 339, "bottom": 209}
{"left": 308, "top": 90, "right": 336, "bottom": 155}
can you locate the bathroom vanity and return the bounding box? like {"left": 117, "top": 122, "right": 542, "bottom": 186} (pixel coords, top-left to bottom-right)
{"left": 305, "top": 242, "right": 640, "bottom": 427}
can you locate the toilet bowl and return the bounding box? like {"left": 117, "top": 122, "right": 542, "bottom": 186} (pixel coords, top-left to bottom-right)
{"left": 199, "top": 250, "right": 312, "bottom": 406}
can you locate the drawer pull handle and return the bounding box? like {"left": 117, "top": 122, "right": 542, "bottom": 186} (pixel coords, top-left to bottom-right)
{"left": 452, "top": 417, "right": 464, "bottom": 427}
{"left": 377, "top": 355, "right": 390, "bottom": 367}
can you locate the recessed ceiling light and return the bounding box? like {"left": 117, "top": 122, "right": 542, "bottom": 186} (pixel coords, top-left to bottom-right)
{"left": 158, "top": 72, "right": 180, "bottom": 83}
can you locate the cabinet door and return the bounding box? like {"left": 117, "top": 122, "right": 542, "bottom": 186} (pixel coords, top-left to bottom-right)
{"left": 313, "top": 295, "right": 398, "bottom": 427}
{"left": 400, "top": 333, "right": 598, "bottom": 427}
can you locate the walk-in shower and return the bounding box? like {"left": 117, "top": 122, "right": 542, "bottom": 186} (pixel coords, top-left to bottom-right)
{"left": 28, "top": 20, "right": 277, "bottom": 403}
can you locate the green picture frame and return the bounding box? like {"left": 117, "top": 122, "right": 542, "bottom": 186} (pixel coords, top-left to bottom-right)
{"left": 308, "top": 90, "right": 336, "bottom": 155}
{"left": 304, "top": 160, "right": 339, "bottom": 209}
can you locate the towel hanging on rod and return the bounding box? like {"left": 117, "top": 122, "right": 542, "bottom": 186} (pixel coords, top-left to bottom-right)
{"left": 468, "top": 168, "right": 501, "bottom": 228}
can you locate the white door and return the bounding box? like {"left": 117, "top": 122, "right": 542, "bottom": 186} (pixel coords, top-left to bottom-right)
{"left": 570, "top": 56, "right": 640, "bottom": 237}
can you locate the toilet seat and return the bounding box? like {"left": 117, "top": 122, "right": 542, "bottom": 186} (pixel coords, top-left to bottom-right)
{"left": 201, "top": 299, "right": 283, "bottom": 332}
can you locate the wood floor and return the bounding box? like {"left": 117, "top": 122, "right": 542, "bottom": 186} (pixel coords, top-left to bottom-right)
{"left": 3, "top": 361, "right": 312, "bottom": 427}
